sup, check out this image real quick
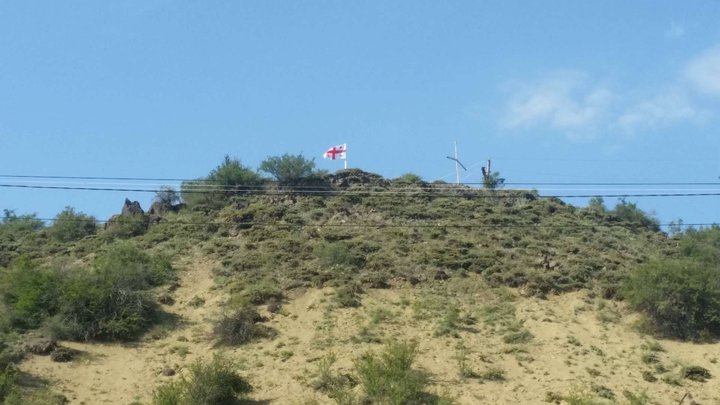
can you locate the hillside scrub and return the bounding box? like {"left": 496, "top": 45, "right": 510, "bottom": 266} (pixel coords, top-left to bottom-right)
{"left": 49, "top": 207, "right": 97, "bottom": 242}
{"left": 623, "top": 226, "right": 720, "bottom": 339}
{"left": 181, "top": 155, "right": 262, "bottom": 209}
{"left": 0, "top": 211, "right": 45, "bottom": 267}
{"left": 153, "top": 355, "right": 252, "bottom": 405}
{"left": 259, "top": 153, "right": 320, "bottom": 186}
{"left": 0, "top": 243, "right": 174, "bottom": 341}
{"left": 356, "top": 341, "right": 450, "bottom": 404}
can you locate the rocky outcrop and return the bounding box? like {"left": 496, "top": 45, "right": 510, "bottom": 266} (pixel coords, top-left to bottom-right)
{"left": 121, "top": 199, "right": 144, "bottom": 216}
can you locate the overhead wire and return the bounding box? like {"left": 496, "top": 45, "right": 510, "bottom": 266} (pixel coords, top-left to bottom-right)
{"left": 2, "top": 182, "right": 720, "bottom": 199}
{"left": 28, "top": 216, "right": 715, "bottom": 230}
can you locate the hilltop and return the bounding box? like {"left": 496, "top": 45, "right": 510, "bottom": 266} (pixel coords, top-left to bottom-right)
{"left": 1, "top": 158, "right": 718, "bottom": 405}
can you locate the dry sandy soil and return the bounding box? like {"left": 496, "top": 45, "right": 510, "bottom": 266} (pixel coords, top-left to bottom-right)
{"left": 20, "top": 257, "right": 720, "bottom": 405}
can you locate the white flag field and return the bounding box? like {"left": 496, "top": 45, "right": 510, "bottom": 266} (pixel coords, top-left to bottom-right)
{"left": 323, "top": 144, "right": 347, "bottom": 160}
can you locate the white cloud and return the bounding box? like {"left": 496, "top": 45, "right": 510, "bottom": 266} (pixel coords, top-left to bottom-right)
{"left": 684, "top": 46, "right": 720, "bottom": 94}
{"left": 618, "top": 89, "right": 706, "bottom": 134}
{"left": 665, "top": 21, "right": 685, "bottom": 38}
{"left": 500, "top": 44, "right": 720, "bottom": 138}
{"left": 501, "top": 72, "right": 613, "bottom": 136}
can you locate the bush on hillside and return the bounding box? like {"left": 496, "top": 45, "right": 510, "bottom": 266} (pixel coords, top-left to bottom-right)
{"left": 0, "top": 211, "right": 45, "bottom": 267}
{"left": 483, "top": 171, "right": 505, "bottom": 189}
{"left": 0, "top": 257, "right": 62, "bottom": 329}
{"left": 0, "top": 244, "right": 174, "bottom": 341}
{"left": 1, "top": 210, "right": 44, "bottom": 234}
{"left": 622, "top": 258, "right": 720, "bottom": 339}
{"left": 314, "top": 241, "right": 365, "bottom": 269}
{"left": 394, "top": 173, "right": 424, "bottom": 185}
{"left": 153, "top": 355, "right": 252, "bottom": 405}
{"left": 104, "top": 214, "right": 149, "bottom": 239}
{"left": 182, "top": 156, "right": 262, "bottom": 208}
{"left": 611, "top": 199, "right": 660, "bottom": 232}
{"left": 154, "top": 186, "right": 180, "bottom": 207}
{"left": 356, "top": 342, "right": 440, "bottom": 405}
{"left": 50, "top": 207, "right": 97, "bottom": 242}
{"left": 213, "top": 304, "right": 275, "bottom": 346}
{"left": 0, "top": 365, "right": 17, "bottom": 403}
{"left": 259, "top": 153, "right": 317, "bottom": 186}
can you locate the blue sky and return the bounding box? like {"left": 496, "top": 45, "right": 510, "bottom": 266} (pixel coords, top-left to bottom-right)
{"left": 1, "top": 1, "right": 719, "bottom": 227}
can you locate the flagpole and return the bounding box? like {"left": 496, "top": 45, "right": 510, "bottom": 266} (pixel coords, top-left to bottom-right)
{"left": 344, "top": 143, "right": 348, "bottom": 169}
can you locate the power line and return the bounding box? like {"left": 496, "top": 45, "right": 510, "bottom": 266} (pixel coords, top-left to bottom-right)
{"left": 1, "top": 183, "right": 720, "bottom": 199}
{"left": 2, "top": 174, "right": 720, "bottom": 187}
{"left": 30, "top": 217, "right": 717, "bottom": 229}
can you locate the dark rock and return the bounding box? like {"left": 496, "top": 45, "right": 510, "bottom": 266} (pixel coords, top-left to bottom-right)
{"left": 161, "top": 367, "right": 176, "bottom": 376}
{"left": 50, "top": 347, "right": 76, "bottom": 362}
{"left": 434, "top": 270, "right": 450, "bottom": 281}
{"left": 122, "top": 198, "right": 144, "bottom": 216}
{"left": 26, "top": 339, "right": 57, "bottom": 355}
{"left": 148, "top": 201, "right": 171, "bottom": 216}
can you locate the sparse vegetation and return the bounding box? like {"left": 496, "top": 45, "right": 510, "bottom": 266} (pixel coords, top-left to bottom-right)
{"left": 355, "top": 342, "right": 449, "bottom": 405}
{"left": 50, "top": 207, "right": 97, "bottom": 242}
{"left": 3, "top": 156, "right": 717, "bottom": 404}
{"left": 213, "top": 304, "right": 275, "bottom": 346}
{"left": 623, "top": 226, "right": 720, "bottom": 339}
{"left": 153, "top": 355, "right": 252, "bottom": 405}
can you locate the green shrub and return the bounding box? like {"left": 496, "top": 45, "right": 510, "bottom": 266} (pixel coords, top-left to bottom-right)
{"left": 0, "top": 365, "right": 17, "bottom": 402}
{"left": 355, "top": 342, "right": 429, "bottom": 405}
{"left": 483, "top": 171, "right": 505, "bottom": 189}
{"left": 681, "top": 365, "right": 711, "bottom": 382}
{"left": 394, "top": 173, "right": 423, "bottom": 185}
{"left": 153, "top": 355, "right": 252, "bottom": 405}
{"left": 154, "top": 187, "right": 181, "bottom": 207}
{"left": 50, "top": 207, "right": 97, "bottom": 242}
{"left": 259, "top": 153, "right": 317, "bottom": 185}
{"left": 0, "top": 211, "right": 45, "bottom": 267}
{"left": 611, "top": 199, "right": 659, "bottom": 232}
{"left": 182, "top": 155, "right": 262, "bottom": 208}
{"left": 213, "top": 305, "right": 274, "bottom": 346}
{"left": 239, "top": 280, "right": 283, "bottom": 305}
{"left": 94, "top": 242, "right": 175, "bottom": 289}
{"left": 104, "top": 214, "right": 149, "bottom": 239}
{"left": 622, "top": 258, "right": 720, "bottom": 339}
{"left": 0, "top": 210, "right": 44, "bottom": 234}
{"left": 57, "top": 269, "right": 157, "bottom": 341}
{"left": 334, "top": 284, "right": 362, "bottom": 308}
{"left": 58, "top": 243, "right": 175, "bottom": 340}
{"left": 315, "top": 241, "right": 364, "bottom": 269}
{"left": 0, "top": 258, "right": 62, "bottom": 329}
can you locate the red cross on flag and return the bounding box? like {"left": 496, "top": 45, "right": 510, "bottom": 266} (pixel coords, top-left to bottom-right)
{"left": 323, "top": 144, "right": 347, "bottom": 160}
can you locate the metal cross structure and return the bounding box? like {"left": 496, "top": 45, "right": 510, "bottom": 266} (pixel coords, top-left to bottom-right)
{"left": 446, "top": 141, "right": 467, "bottom": 185}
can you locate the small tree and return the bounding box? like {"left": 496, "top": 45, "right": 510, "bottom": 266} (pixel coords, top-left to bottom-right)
{"left": 153, "top": 186, "right": 180, "bottom": 207}
{"left": 587, "top": 197, "right": 606, "bottom": 213}
{"left": 50, "top": 207, "right": 97, "bottom": 242}
{"left": 623, "top": 258, "right": 720, "bottom": 339}
{"left": 395, "top": 173, "right": 423, "bottom": 185}
{"left": 611, "top": 199, "right": 660, "bottom": 232}
{"left": 182, "top": 156, "right": 262, "bottom": 207}
{"left": 483, "top": 171, "right": 505, "bottom": 189}
{"left": 259, "top": 153, "right": 316, "bottom": 185}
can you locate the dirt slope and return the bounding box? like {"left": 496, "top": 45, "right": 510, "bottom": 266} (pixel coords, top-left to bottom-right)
{"left": 20, "top": 260, "right": 720, "bottom": 405}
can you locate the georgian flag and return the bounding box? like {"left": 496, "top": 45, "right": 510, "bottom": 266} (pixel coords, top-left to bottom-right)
{"left": 323, "top": 144, "right": 347, "bottom": 160}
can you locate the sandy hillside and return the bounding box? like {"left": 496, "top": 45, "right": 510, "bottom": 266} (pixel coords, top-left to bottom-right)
{"left": 20, "top": 259, "right": 720, "bottom": 405}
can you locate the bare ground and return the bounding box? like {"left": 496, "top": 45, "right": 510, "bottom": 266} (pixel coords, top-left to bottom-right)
{"left": 20, "top": 259, "right": 720, "bottom": 405}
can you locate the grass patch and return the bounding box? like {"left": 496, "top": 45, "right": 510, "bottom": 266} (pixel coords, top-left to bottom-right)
{"left": 153, "top": 355, "right": 252, "bottom": 405}
{"left": 213, "top": 304, "right": 275, "bottom": 346}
